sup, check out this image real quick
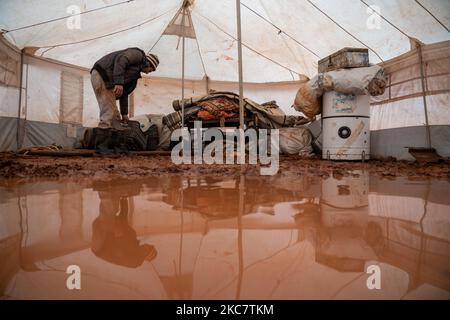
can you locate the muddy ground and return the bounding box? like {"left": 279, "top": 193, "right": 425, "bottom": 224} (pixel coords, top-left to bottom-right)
{"left": 0, "top": 152, "right": 449, "bottom": 180}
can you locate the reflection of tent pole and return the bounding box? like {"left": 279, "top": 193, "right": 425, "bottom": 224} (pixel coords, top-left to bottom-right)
{"left": 236, "top": 174, "right": 245, "bottom": 299}
{"left": 236, "top": 0, "right": 244, "bottom": 130}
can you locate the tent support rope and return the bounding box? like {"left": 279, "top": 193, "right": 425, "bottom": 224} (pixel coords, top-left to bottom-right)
{"left": 307, "top": 0, "right": 384, "bottom": 62}
{"left": 194, "top": 31, "right": 208, "bottom": 79}
{"left": 241, "top": 2, "right": 320, "bottom": 58}
{"left": 194, "top": 11, "right": 302, "bottom": 78}
{"left": 3, "top": 0, "right": 136, "bottom": 34}
{"left": 414, "top": 0, "right": 450, "bottom": 33}
{"left": 359, "top": 0, "right": 411, "bottom": 40}
{"left": 37, "top": 7, "right": 177, "bottom": 55}
{"left": 148, "top": 9, "right": 177, "bottom": 53}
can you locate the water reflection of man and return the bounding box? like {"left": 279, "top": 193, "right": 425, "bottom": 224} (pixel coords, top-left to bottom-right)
{"left": 91, "top": 182, "right": 156, "bottom": 268}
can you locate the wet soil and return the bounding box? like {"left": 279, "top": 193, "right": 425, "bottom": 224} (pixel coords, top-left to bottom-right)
{"left": 0, "top": 152, "right": 449, "bottom": 180}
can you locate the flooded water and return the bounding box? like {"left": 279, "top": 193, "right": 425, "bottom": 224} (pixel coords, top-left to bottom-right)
{"left": 0, "top": 172, "right": 449, "bottom": 300}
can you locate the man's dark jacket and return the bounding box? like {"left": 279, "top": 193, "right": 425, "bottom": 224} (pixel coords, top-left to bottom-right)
{"left": 91, "top": 48, "right": 150, "bottom": 115}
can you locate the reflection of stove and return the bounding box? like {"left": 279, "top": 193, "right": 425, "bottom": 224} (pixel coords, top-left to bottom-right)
{"left": 164, "top": 177, "right": 312, "bottom": 219}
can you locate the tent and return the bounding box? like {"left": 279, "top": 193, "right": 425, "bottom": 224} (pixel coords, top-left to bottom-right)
{"left": 0, "top": 0, "right": 449, "bottom": 159}
{"left": 2, "top": 175, "right": 449, "bottom": 299}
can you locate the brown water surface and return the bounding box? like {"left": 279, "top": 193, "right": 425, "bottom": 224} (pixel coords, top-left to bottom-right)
{"left": 0, "top": 173, "right": 449, "bottom": 299}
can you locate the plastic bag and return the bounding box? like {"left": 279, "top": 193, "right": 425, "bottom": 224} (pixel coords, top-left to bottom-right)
{"left": 292, "top": 78, "right": 321, "bottom": 119}
{"left": 278, "top": 128, "right": 314, "bottom": 156}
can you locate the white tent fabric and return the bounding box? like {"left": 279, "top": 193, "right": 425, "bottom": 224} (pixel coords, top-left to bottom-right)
{"left": 1, "top": 0, "right": 449, "bottom": 81}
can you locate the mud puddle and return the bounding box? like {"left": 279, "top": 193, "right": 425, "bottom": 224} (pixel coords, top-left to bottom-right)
{"left": 0, "top": 173, "right": 449, "bottom": 299}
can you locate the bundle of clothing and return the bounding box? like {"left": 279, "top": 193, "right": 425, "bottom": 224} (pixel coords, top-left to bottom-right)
{"left": 163, "top": 91, "right": 311, "bottom": 131}
{"left": 293, "top": 65, "right": 388, "bottom": 119}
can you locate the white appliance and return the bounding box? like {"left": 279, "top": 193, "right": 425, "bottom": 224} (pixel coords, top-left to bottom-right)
{"left": 322, "top": 91, "right": 370, "bottom": 160}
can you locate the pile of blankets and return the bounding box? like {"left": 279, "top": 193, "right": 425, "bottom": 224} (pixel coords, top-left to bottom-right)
{"left": 163, "top": 91, "right": 311, "bottom": 131}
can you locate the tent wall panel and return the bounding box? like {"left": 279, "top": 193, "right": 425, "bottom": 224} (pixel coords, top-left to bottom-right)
{"left": 134, "top": 77, "right": 207, "bottom": 116}
{"left": 426, "top": 57, "right": 450, "bottom": 77}
{"left": 0, "top": 36, "right": 20, "bottom": 88}
{"left": 0, "top": 36, "right": 20, "bottom": 120}
{"left": 429, "top": 126, "right": 450, "bottom": 157}
{"left": 133, "top": 77, "right": 302, "bottom": 116}
{"left": 390, "top": 64, "right": 420, "bottom": 84}
{"left": 60, "top": 71, "right": 83, "bottom": 125}
{"left": 371, "top": 125, "right": 450, "bottom": 160}
{"left": 0, "top": 85, "right": 20, "bottom": 118}
{"left": 82, "top": 74, "right": 100, "bottom": 128}
{"left": 370, "top": 41, "right": 450, "bottom": 139}
{"left": 0, "top": 116, "right": 18, "bottom": 151}
{"left": 25, "top": 62, "right": 61, "bottom": 124}
{"left": 371, "top": 126, "right": 428, "bottom": 161}
{"left": 21, "top": 120, "right": 86, "bottom": 149}
{"left": 390, "top": 79, "right": 423, "bottom": 99}
{"left": 427, "top": 74, "right": 450, "bottom": 92}
{"left": 370, "top": 97, "right": 426, "bottom": 131}
{"left": 427, "top": 94, "right": 450, "bottom": 126}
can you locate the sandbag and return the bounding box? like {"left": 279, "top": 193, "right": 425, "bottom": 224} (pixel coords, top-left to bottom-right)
{"left": 278, "top": 128, "right": 314, "bottom": 156}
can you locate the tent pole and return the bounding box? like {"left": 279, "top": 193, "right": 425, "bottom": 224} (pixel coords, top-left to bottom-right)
{"left": 417, "top": 44, "right": 432, "bottom": 149}
{"left": 16, "top": 49, "right": 25, "bottom": 150}
{"left": 236, "top": 0, "right": 244, "bottom": 130}
{"left": 181, "top": 5, "right": 186, "bottom": 128}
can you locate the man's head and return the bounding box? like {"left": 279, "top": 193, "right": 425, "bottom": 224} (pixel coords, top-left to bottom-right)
{"left": 143, "top": 53, "right": 159, "bottom": 74}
